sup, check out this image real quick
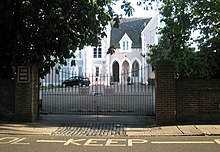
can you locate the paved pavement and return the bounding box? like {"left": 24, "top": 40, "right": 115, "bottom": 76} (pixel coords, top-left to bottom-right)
{"left": 0, "top": 115, "right": 220, "bottom": 137}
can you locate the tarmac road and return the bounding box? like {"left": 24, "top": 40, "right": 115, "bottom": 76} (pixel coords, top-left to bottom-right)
{"left": 0, "top": 135, "right": 219, "bottom": 152}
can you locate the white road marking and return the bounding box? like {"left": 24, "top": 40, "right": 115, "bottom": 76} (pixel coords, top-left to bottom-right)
{"left": 36, "top": 140, "right": 66, "bottom": 143}
{"left": 84, "top": 139, "right": 106, "bottom": 146}
{"left": 0, "top": 137, "right": 20, "bottom": 144}
{"left": 1, "top": 137, "right": 219, "bottom": 146}
{"left": 214, "top": 139, "right": 220, "bottom": 144}
{"left": 151, "top": 141, "right": 215, "bottom": 144}
{"left": 11, "top": 138, "right": 30, "bottom": 145}
{"left": 128, "top": 139, "right": 148, "bottom": 146}
{"left": 105, "top": 139, "right": 126, "bottom": 146}
{"left": 64, "top": 139, "right": 86, "bottom": 146}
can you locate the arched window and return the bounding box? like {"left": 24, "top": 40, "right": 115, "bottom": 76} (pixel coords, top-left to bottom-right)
{"left": 112, "top": 61, "right": 119, "bottom": 82}
{"left": 132, "top": 61, "right": 139, "bottom": 77}
{"left": 122, "top": 60, "right": 129, "bottom": 82}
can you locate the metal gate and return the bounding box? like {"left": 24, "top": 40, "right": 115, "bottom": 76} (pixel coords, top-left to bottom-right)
{"left": 40, "top": 69, "right": 155, "bottom": 116}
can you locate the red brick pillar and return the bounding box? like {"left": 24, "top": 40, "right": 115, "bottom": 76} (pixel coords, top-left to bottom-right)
{"left": 156, "top": 59, "right": 176, "bottom": 125}
{"left": 14, "top": 65, "right": 39, "bottom": 122}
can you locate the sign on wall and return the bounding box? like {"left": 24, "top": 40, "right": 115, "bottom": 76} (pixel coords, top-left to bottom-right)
{"left": 18, "top": 66, "right": 30, "bottom": 83}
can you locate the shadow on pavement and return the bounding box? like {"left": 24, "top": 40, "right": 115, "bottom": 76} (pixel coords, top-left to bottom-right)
{"left": 37, "top": 114, "right": 156, "bottom": 127}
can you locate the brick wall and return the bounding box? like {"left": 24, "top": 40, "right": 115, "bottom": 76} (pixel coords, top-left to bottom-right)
{"left": 14, "top": 65, "right": 39, "bottom": 122}
{"left": 156, "top": 59, "right": 176, "bottom": 125}
{"left": 176, "top": 79, "right": 220, "bottom": 123}
{"left": 0, "top": 79, "right": 15, "bottom": 121}
{"left": 156, "top": 59, "right": 220, "bottom": 125}
{"left": 0, "top": 66, "right": 39, "bottom": 122}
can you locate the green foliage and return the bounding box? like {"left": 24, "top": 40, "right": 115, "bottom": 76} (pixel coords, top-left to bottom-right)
{"left": 107, "top": 45, "right": 116, "bottom": 55}
{"left": 0, "top": 0, "right": 119, "bottom": 78}
{"left": 147, "top": 0, "right": 220, "bottom": 78}
{"left": 121, "top": 0, "right": 134, "bottom": 17}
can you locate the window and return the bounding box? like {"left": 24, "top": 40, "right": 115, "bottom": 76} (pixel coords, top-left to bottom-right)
{"left": 78, "top": 67, "right": 83, "bottom": 76}
{"left": 93, "top": 48, "right": 97, "bottom": 58}
{"left": 123, "top": 41, "right": 129, "bottom": 50}
{"left": 93, "top": 46, "right": 102, "bottom": 58}
{"left": 98, "top": 48, "right": 102, "bottom": 58}
{"left": 95, "top": 67, "right": 99, "bottom": 77}
{"left": 132, "top": 61, "right": 139, "bottom": 77}
{"left": 78, "top": 51, "right": 82, "bottom": 59}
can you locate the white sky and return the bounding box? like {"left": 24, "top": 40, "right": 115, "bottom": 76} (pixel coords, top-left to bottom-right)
{"left": 112, "top": 0, "right": 159, "bottom": 18}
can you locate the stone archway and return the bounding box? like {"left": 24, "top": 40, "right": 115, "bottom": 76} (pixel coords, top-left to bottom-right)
{"left": 112, "top": 61, "right": 119, "bottom": 82}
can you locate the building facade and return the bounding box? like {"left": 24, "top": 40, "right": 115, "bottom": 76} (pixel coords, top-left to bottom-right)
{"left": 42, "top": 14, "right": 160, "bottom": 86}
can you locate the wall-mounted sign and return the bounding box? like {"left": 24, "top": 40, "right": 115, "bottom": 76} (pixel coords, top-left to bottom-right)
{"left": 102, "top": 60, "right": 106, "bottom": 64}
{"left": 18, "top": 66, "right": 30, "bottom": 83}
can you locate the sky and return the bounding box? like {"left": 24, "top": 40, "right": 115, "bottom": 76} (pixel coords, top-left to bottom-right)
{"left": 112, "top": 0, "right": 160, "bottom": 18}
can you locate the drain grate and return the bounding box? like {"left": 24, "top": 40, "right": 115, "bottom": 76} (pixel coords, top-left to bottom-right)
{"left": 52, "top": 123, "right": 127, "bottom": 137}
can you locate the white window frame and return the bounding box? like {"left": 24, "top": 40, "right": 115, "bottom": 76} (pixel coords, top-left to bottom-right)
{"left": 122, "top": 41, "right": 129, "bottom": 50}
{"left": 98, "top": 48, "right": 102, "bottom": 58}
{"left": 119, "top": 33, "right": 132, "bottom": 52}
{"left": 95, "top": 67, "right": 100, "bottom": 77}
{"left": 93, "top": 65, "right": 101, "bottom": 78}
{"left": 93, "top": 45, "right": 102, "bottom": 59}
{"left": 93, "top": 48, "right": 97, "bottom": 58}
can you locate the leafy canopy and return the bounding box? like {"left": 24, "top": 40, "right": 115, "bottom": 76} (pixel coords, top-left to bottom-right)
{"left": 147, "top": 0, "right": 220, "bottom": 78}
{"left": 0, "top": 0, "right": 120, "bottom": 78}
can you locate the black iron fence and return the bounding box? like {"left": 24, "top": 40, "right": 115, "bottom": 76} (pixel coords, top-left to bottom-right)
{"left": 40, "top": 69, "right": 155, "bottom": 116}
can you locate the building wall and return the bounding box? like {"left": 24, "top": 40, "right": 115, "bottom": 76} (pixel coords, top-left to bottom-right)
{"left": 110, "top": 48, "right": 143, "bottom": 83}
{"left": 141, "top": 14, "right": 159, "bottom": 81}
{"left": 142, "top": 13, "right": 159, "bottom": 47}
{"left": 41, "top": 18, "right": 157, "bottom": 85}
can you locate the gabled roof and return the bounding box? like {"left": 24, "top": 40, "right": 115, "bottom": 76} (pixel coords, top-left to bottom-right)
{"left": 110, "top": 18, "right": 151, "bottom": 48}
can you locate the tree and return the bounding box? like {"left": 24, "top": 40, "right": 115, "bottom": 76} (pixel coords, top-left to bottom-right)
{"left": 192, "top": 0, "right": 220, "bottom": 78}
{"left": 0, "top": 0, "right": 159, "bottom": 79}
{"left": 147, "top": 0, "right": 220, "bottom": 78}
{"left": 0, "top": 0, "right": 119, "bottom": 78}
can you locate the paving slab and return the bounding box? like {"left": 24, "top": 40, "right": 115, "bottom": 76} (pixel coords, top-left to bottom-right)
{"left": 160, "top": 126, "right": 183, "bottom": 135}
{"left": 124, "top": 128, "right": 145, "bottom": 131}
{"left": 0, "top": 123, "right": 58, "bottom": 135}
{"left": 195, "top": 125, "right": 220, "bottom": 136}
{"left": 177, "top": 125, "right": 204, "bottom": 136}
{"left": 126, "top": 132, "right": 146, "bottom": 136}
{"left": 149, "top": 127, "right": 164, "bottom": 136}
{"left": 125, "top": 126, "right": 165, "bottom": 137}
